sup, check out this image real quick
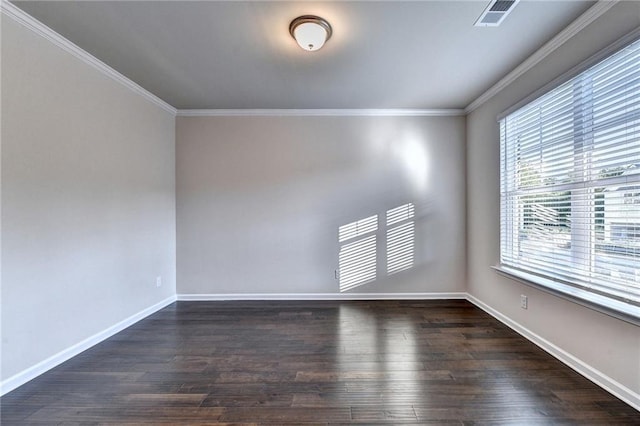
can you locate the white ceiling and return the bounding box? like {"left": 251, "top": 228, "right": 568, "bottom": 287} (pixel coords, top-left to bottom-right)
{"left": 12, "top": 1, "right": 596, "bottom": 110}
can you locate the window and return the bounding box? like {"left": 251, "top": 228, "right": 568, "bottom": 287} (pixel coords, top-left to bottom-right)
{"left": 623, "top": 190, "right": 640, "bottom": 204}
{"left": 499, "top": 38, "right": 640, "bottom": 319}
{"left": 338, "top": 203, "right": 415, "bottom": 291}
{"left": 610, "top": 223, "right": 640, "bottom": 241}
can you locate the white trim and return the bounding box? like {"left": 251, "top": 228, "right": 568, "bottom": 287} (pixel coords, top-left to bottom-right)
{"left": 176, "top": 109, "right": 466, "bottom": 117}
{"left": 465, "top": 0, "right": 619, "bottom": 114}
{"left": 496, "top": 27, "right": 640, "bottom": 121}
{"left": 0, "top": 295, "right": 176, "bottom": 396}
{"left": 2, "top": 291, "right": 639, "bottom": 412}
{"left": 1, "top": 0, "right": 618, "bottom": 118}
{"left": 0, "top": 0, "right": 177, "bottom": 115}
{"left": 177, "top": 292, "right": 467, "bottom": 301}
{"left": 466, "top": 293, "right": 640, "bottom": 412}
{"left": 492, "top": 266, "right": 640, "bottom": 326}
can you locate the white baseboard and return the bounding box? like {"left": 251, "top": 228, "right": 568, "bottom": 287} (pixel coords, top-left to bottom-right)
{"left": 466, "top": 293, "right": 640, "bottom": 411}
{"left": 177, "top": 292, "right": 467, "bottom": 301}
{"left": 0, "top": 295, "right": 177, "bottom": 396}
{"left": 3, "top": 291, "right": 638, "bottom": 413}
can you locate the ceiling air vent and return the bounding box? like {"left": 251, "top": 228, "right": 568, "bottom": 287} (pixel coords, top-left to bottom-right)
{"left": 474, "top": 0, "right": 520, "bottom": 27}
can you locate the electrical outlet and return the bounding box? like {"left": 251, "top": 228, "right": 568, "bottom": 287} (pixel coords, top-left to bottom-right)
{"left": 156, "top": 276, "right": 162, "bottom": 287}
{"left": 520, "top": 294, "right": 528, "bottom": 309}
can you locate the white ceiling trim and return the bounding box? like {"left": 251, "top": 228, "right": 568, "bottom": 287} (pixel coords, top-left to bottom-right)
{"left": 177, "top": 109, "right": 466, "bottom": 117}
{"left": 1, "top": 0, "right": 177, "bottom": 115}
{"left": 4, "top": 0, "right": 610, "bottom": 117}
{"left": 464, "top": 0, "right": 619, "bottom": 114}
{"left": 497, "top": 26, "right": 640, "bottom": 121}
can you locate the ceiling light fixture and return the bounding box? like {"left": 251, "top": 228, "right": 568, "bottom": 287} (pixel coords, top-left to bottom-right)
{"left": 289, "top": 15, "right": 332, "bottom": 52}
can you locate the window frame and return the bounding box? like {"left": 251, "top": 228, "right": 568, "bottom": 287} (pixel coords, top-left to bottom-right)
{"left": 495, "top": 31, "right": 640, "bottom": 326}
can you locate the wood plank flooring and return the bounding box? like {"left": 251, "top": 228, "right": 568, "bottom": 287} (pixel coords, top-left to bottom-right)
{"left": 2, "top": 300, "right": 639, "bottom": 424}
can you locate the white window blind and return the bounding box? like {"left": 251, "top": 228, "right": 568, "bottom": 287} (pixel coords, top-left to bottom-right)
{"left": 500, "top": 38, "right": 640, "bottom": 316}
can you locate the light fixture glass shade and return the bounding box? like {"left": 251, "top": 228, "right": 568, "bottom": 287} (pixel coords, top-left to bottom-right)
{"left": 289, "top": 16, "right": 332, "bottom": 52}
{"left": 293, "top": 22, "right": 327, "bottom": 51}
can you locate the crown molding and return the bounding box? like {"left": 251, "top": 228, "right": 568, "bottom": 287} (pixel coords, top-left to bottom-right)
{"left": 496, "top": 26, "right": 640, "bottom": 121}
{"left": 464, "top": 0, "right": 619, "bottom": 114}
{"left": 1, "top": 0, "right": 177, "bottom": 115}
{"left": 177, "top": 108, "right": 466, "bottom": 117}
{"left": 3, "top": 0, "right": 618, "bottom": 118}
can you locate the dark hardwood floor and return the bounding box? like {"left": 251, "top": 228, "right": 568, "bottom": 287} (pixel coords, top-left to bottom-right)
{"left": 2, "top": 300, "right": 638, "bottom": 424}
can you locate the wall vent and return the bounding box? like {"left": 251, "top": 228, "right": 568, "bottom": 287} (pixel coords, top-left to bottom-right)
{"left": 474, "top": 0, "right": 520, "bottom": 27}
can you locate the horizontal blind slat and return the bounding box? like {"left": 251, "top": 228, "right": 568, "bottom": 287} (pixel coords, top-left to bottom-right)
{"left": 500, "top": 37, "right": 640, "bottom": 311}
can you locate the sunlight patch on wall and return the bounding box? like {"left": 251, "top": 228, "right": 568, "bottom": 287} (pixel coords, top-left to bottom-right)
{"left": 387, "top": 203, "right": 415, "bottom": 274}
{"left": 338, "top": 203, "right": 415, "bottom": 292}
{"left": 338, "top": 215, "right": 378, "bottom": 292}
{"left": 338, "top": 214, "right": 378, "bottom": 243}
{"left": 367, "top": 123, "right": 430, "bottom": 194}
{"left": 397, "top": 136, "right": 429, "bottom": 194}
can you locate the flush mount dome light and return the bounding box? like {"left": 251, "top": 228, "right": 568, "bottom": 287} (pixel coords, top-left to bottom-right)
{"left": 289, "top": 15, "right": 332, "bottom": 52}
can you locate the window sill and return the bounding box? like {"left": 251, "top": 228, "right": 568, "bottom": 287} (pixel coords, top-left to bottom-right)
{"left": 491, "top": 265, "right": 640, "bottom": 327}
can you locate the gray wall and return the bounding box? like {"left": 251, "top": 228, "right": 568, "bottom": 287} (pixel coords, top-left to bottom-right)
{"left": 3, "top": 0, "right": 638, "bottom": 405}
{"left": 1, "top": 16, "right": 176, "bottom": 381}
{"left": 466, "top": 2, "right": 640, "bottom": 397}
{"left": 176, "top": 115, "right": 466, "bottom": 295}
